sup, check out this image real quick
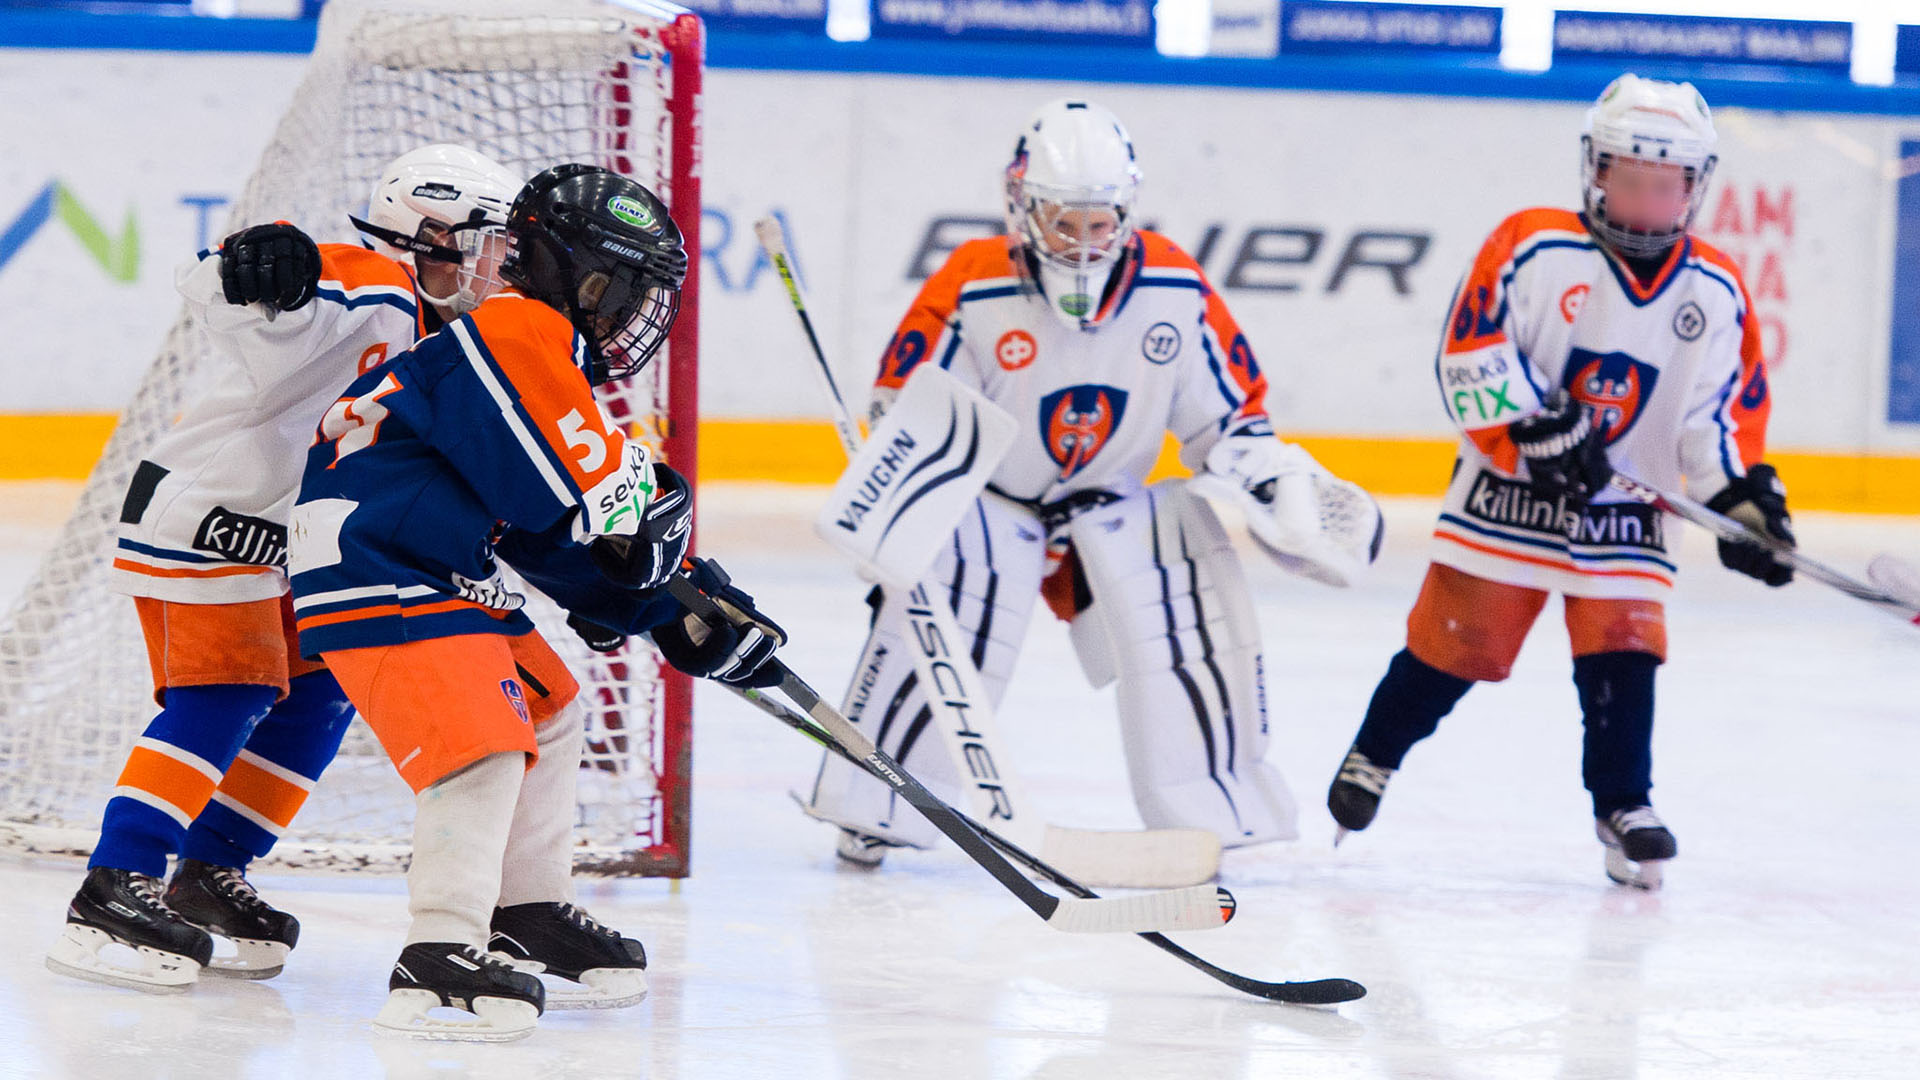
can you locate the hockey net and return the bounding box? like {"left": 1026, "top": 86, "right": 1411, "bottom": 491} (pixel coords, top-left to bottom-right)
{"left": 0, "top": 0, "right": 702, "bottom": 876}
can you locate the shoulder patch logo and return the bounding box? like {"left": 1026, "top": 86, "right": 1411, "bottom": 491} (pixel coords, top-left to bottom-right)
{"left": 995, "top": 329, "right": 1038, "bottom": 371}
{"left": 1559, "top": 283, "right": 1590, "bottom": 324}
{"left": 1039, "top": 384, "right": 1128, "bottom": 480}
{"left": 1142, "top": 321, "right": 1182, "bottom": 364}
{"left": 1673, "top": 300, "right": 1706, "bottom": 342}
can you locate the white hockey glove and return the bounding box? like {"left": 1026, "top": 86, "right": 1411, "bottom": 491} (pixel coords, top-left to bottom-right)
{"left": 1191, "top": 435, "right": 1384, "bottom": 588}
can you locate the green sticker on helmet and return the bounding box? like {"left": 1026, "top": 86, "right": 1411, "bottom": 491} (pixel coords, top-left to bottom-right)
{"left": 1059, "top": 293, "right": 1093, "bottom": 317}
{"left": 607, "top": 195, "right": 656, "bottom": 230}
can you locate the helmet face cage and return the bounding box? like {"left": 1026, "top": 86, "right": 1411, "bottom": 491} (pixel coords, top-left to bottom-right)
{"left": 1581, "top": 135, "right": 1717, "bottom": 260}
{"left": 575, "top": 265, "right": 682, "bottom": 383}
{"left": 1009, "top": 177, "right": 1136, "bottom": 275}
{"left": 417, "top": 218, "right": 511, "bottom": 315}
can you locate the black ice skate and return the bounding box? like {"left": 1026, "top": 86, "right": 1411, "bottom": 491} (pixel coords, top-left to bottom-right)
{"left": 164, "top": 858, "right": 300, "bottom": 979}
{"left": 489, "top": 902, "right": 649, "bottom": 1010}
{"left": 373, "top": 942, "right": 546, "bottom": 1042}
{"left": 1328, "top": 746, "right": 1396, "bottom": 844}
{"left": 1597, "top": 806, "right": 1677, "bottom": 890}
{"left": 47, "top": 866, "right": 213, "bottom": 993}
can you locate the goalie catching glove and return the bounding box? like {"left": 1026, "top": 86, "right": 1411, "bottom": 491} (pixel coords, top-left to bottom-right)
{"left": 1191, "top": 430, "right": 1383, "bottom": 588}
{"left": 219, "top": 222, "right": 322, "bottom": 312}
{"left": 652, "top": 558, "right": 787, "bottom": 688}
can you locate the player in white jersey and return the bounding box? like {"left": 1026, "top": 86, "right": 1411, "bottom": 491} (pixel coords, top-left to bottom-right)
{"left": 1325, "top": 75, "right": 1793, "bottom": 890}
{"left": 804, "top": 99, "right": 1320, "bottom": 864}
{"left": 50, "top": 145, "right": 521, "bottom": 993}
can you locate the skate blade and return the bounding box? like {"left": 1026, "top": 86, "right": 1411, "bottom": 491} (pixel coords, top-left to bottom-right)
{"left": 1332, "top": 827, "right": 1350, "bottom": 849}
{"left": 1603, "top": 847, "right": 1666, "bottom": 891}
{"left": 541, "top": 966, "right": 649, "bottom": 1011}
{"left": 201, "top": 936, "right": 290, "bottom": 980}
{"left": 46, "top": 924, "right": 201, "bottom": 993}
{"left": 371, "top": 988, "right": 538, "bottom": 1042}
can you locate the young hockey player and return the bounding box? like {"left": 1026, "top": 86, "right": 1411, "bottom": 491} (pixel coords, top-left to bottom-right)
{"left": 51, "top": 145, "right": 521, "bottom": 993}
{"left": 288, "top": 164, "right": 784, "bottom": 1040}
{"left": 804, "top": 99, "right": 1337, "bottom": 865}
{"left": 1325, "top": 75, "right": 1791, "bottom": 890}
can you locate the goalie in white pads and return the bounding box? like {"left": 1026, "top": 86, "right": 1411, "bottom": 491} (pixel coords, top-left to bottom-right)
{"left": 804, "top": 99, "right": 1361, "bottom": 864}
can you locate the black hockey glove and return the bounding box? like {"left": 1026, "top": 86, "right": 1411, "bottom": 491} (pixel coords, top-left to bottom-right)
{"left": 567, "top": 612, "right": 627, "bottom": 654}
{"left": 587, "top": 463, "right": 692, "bottom": 591}
{"left": 652, "top": 558, "right": 786, "bottom": 688}
{"left": 1704, "top": 463, "right": 1795, "bottom": 587}
{"left": 1508, "top": 389, "right": 1613, "bottom": 509}
{"left": 220, "top": 222, "right": 322, "bottom": 311}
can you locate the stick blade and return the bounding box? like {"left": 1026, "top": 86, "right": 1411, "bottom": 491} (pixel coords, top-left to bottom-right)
{"left": 1868, "top": 554, "right": 1920, "bottom": 612}
{"left": 1243, "top": 977, "right": 1369, "bottom": 1005}
{"left": 1038, "top": 826, "right": 1221, "bottom": 888}
{"left": 1046, "top": 884, "right": 1233, "bottom": 934}
{"left": 752, "top": 216, "right": 790, "bottom": 260}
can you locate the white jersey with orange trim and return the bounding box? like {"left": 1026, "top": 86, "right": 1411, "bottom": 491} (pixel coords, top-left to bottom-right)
{"left": 802, "top": 230, "right": 1298, "bottom": 851}
{"left": 1431, "top": 208, "right": 1772, "bottom": 600}
{"left": 872, "top": 231, "right": 1271, "bottom": 508}
{"left": 111, "top": 244, "right": 426, "bottom": 605}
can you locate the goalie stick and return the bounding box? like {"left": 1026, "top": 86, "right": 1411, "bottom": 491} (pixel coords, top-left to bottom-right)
{"left": 1608, "top": 473, "right": 1920, "bottom": 629}
{"left": 755, "top": 215, "right": 1223, "bottom": 887}
{"left": 733, "top": 683, "right": 1367, "bottom": 1005}
{"left": 663, "top": 575, "right": 1233, "bottom": 935}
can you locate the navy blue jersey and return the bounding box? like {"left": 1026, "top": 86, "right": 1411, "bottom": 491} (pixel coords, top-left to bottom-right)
{"left": 288, "top": 290, "right": 664, "bottom": 655}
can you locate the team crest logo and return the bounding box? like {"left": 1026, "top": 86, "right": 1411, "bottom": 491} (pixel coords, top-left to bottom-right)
{"left": 996, "top": 329, "right": 1038, "bottom": 371}
{"left": 1040, "top": 384, "right": 1128, "bottom": 480}
{"left": 1562, "top": 348, "right": 1661, "bottom": 444}
{"left": 500, "top": 679, "right": 531, "bottom": 724}
{"left": 1142, "top": 322, "right": 1181, "bottom": 364}
{"left": 1673, "top": 301, "right": 1706, "bottom": 342}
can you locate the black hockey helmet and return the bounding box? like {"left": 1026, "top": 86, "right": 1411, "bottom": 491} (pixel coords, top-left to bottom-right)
{"left": 500, "top": 163, "right": 687, "bottom": 384}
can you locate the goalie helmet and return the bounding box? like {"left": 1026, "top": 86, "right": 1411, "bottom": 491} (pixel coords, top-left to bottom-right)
{"left": 1580, "top": 74, "right": 1718, "bottom": 260}
{"left": 1004, "top": 99, "right": 1142, "bottom": 331}
{"left": 500, "top": 164, "right": 687, "bottom": 385}
{"left": 353, "top": 143, "right": 520, "bottom": 316}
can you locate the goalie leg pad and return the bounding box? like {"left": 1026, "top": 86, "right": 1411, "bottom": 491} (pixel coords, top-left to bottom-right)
{"left": 1068, "top": 482, "right": 1299, "bottom": 847}
{"left": 802, "top": 497, "right": 1047, "bottom": 849}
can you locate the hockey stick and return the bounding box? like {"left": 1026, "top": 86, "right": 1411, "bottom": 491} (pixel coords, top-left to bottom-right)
{"left": 754, "top": 216, "right": 1222, "bottom": 887}
{"left": 663, "top": 574, "right": 1232, "bottom": 934}
{"left": 1608, "top": 473, "right": 1920, "bottom": 629}
{"left": 731, "top": 683, "right": 1366, "bottom": 1005}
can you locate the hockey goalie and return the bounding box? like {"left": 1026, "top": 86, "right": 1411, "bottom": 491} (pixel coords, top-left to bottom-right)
{"left": 800, "top": 99, "right": 1381, "bottom": 867}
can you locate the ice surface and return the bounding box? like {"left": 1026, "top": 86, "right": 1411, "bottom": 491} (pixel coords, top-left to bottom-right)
{"left": 2, "top": 482, "right": 1915, "bottom": 1079}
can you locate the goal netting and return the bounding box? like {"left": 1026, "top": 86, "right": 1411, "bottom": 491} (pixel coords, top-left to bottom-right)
{"left": 0, "top": 0, "right": 702, "bottom": 876}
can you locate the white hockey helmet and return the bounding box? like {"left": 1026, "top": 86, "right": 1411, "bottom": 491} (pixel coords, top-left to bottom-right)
{"left": 1003, "top": 99, "right": 1142, "bottom": 330}
{"left": 353, "top": 143, "right": 521, "bottom": 315}
{"left": 1580, "top": 73, "right": 1718, "bottom": 259}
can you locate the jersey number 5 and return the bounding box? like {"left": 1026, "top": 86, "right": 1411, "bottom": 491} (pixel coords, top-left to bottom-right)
{"left": 316, "top": 373, "right": 403, "bottom": 468}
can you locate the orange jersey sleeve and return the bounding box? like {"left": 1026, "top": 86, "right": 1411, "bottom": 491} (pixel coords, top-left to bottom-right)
{"left": 876, "top": 238, "right": 1018, "bottom": 393}
{"left": 1691, "top": 241, "right": 1770, "bottom": 469}
{"left": 1437, "top": 209, "right": 1585, "bottom": 474}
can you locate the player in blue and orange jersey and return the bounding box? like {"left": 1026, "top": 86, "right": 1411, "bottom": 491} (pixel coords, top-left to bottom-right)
{"left": 50, "top": 146, "right": 525, "bottom": 994}
{"left": 1326, "top": 75, "right": 1794, "bottom": 890}
{"left": 288, "top": 164, "right": 784, "bottom": 1041}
